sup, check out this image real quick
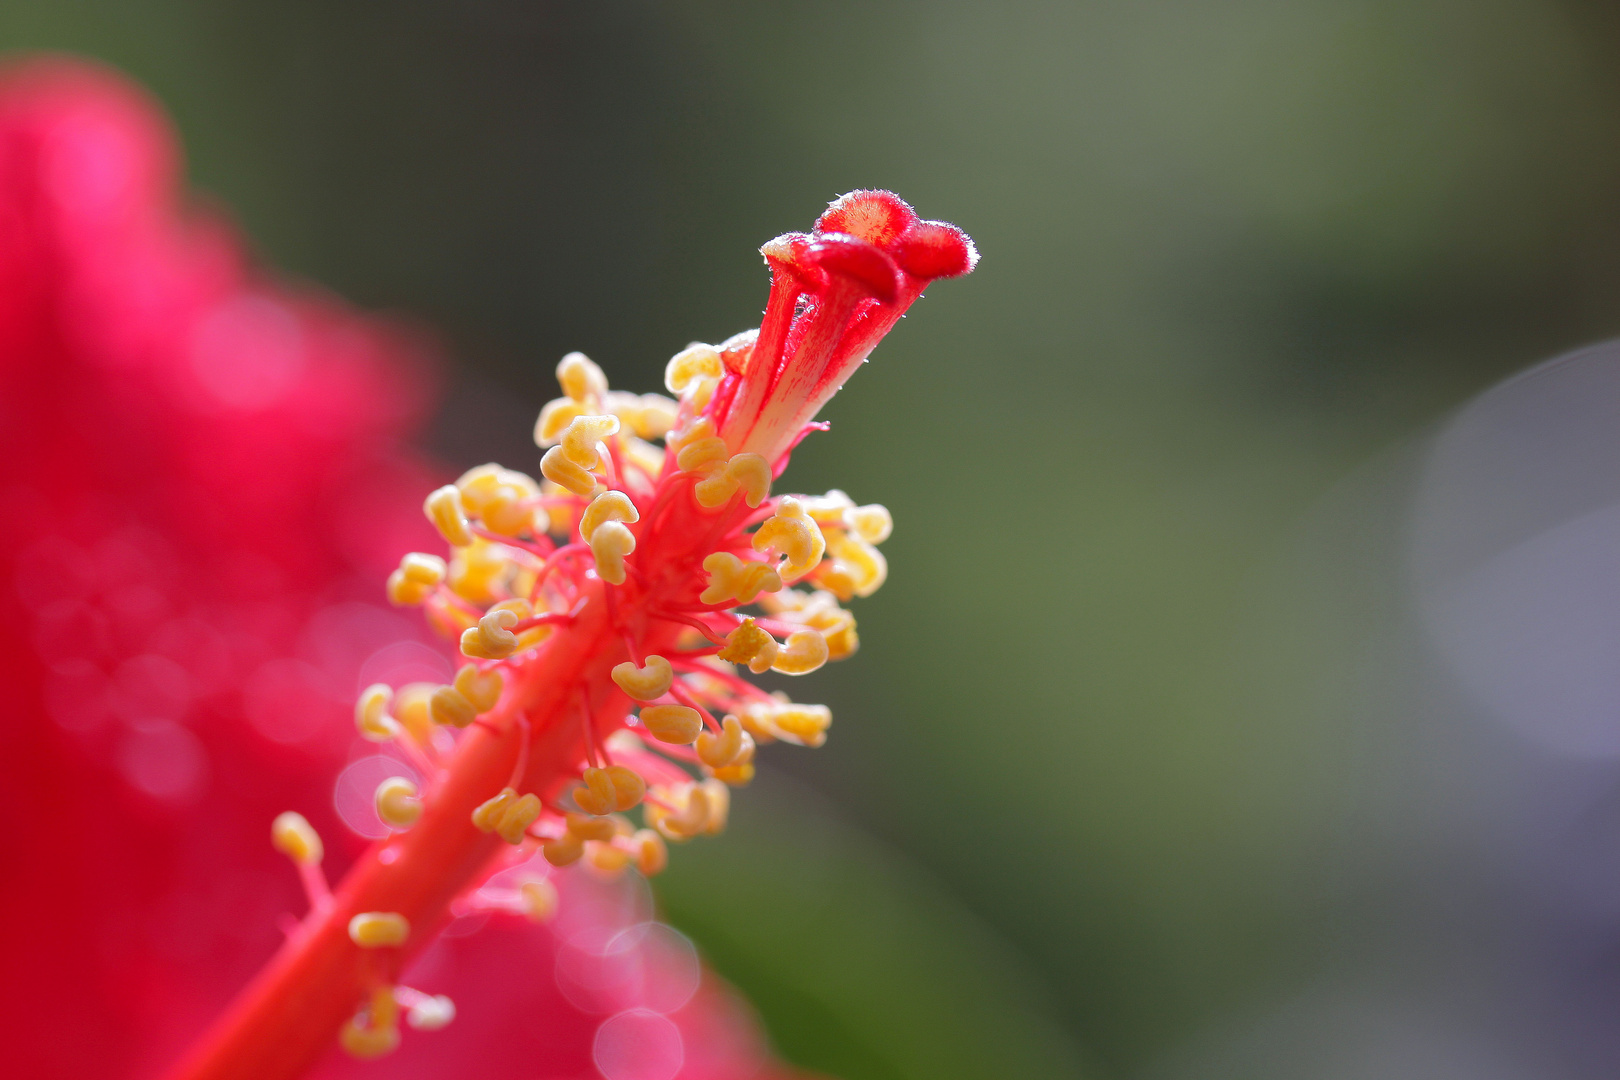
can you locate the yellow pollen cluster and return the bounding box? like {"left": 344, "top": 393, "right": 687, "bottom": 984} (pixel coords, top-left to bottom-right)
{"left": 639, "top": 704, "right": 703, "bottom": 744}
{"left": 696, "top": 714, "right": 754, "bottom": 769}
{"left": 801, "top": 490, "right": 892, "bottom": 601}
{"left": 589, "top": 518, "right": 635, "bottom": 585}
{"left": 423, "top": 485, "right": 473, "bottom": 548}
{"left": 761, "top": 585, "right": 862, "bottom": 660}
{"left": 700, "top": 552, "right": 782, "bottom": 606}
{"left": 610, "top": 654, "right": 673, "bottom": 700}
{"left": 270, "top": 811, "right": 322, "bottom": 865}
{"left": 646, "top": 779, "right": 730, "bottom": 841}
{"left": 471, "top": 786, "right": 544, "bottom": 845}
{"left": 534, "top": 807, "right": 668, "bottom": 877}
{"left": 339, "top": 987, "right": 401, "bottom": 1059}
{"left": 717, "top": 616, "right": 827, "bottom": 675}
{"left": 457, "top": 464, "right": 541, "bottom": 537}
{"left": 354, "top": 684, "right": 400, "bottom": 741}
{"left": 374, "top": 777, "right": 422, "bottom": 829}
{"left": 573, "top": 765, "right": 646, "bottom": 815}
{"left": 665, "top": 342, "right": 723, "bottom": 399}
{"left": 461, "top": 606, "right": 520, "bottom": 659}
{"left": 580, "top": 489, "right": 638, "bottom": 542}
{"left": 386, "top": 552, "right": 446, "bottom": 606}
{"left": 428, "top": 664, "right": 504, "bottom": 727}
{"left": 753, "top": 496, "right": 825, "bottom": 579}
{"left": 348, "top": 911, "right": 410, "bottom": 949}
{"left": 541, "top": 413, "right": 619, "bottom": 497}
{"left": 693, "top": 451, "right": 771, "bottom": 509}
{"left": 739, "top": 699, "right": 833, "bottom": 748}
{"left": 338, "top": 982, "right": 458, "bottom": 1059}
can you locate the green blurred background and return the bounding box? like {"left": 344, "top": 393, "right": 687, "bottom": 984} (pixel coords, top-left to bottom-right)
{"left": 11, "top": 2, "right": 1620, "bottom": 1077}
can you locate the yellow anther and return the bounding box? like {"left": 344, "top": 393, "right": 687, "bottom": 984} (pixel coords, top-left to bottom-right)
{"left": 423, "top": 485, "right": 473, "bottom": 547}
{"left": 828, "top": 531, "right": 887, "bottom": 598}
{"left": 771, "top": 628, "right": 829, "bottom": 675}
{"left": 634, "top": 829, "right": 668, "bottom": 875}
{"left": 697, "top": 714, "right": 750, "bottom": 768}
{"left": 355, "top": 684, "right": 400, "bottom": 742}
{"left": 580, "top": 490, "right": 639, "bottom": 543}
{"left": 675, "top": 436, "right": 730, "bottom": 476}
{"left": 823, "top": 618, "right": 859, "bottom": 660}
{"left": 429, "top": 684, "right": 476, "bottom": 727}
{"left": 375, "top": 777, "right": 422, "bottom": 829}
{"left": 701, "top": 779, "right": 730, "bottom": 835}
{"left": 590, "top": 520, "right": 636, "bottom": 585}
{"left": 375, "top": 990, "right": 403, "bottom": 1034}
{"left": 665, "top": 415, "right": 716, "bottom": 455}
{"left": 540, "top": 445, "right": 597, "bottom": 497}
{"left": 846, "top": 503, "right": 893, "bottom": 544}
{"left": 453, "top": 663, "right": 503, "bottom": 713}
{"left": 557, "top": 350, "right": 608, "bottom": 403}
{"left": 808, "top": 557, "right": 860, "bottom": 602}
{"left": 340, "top": 986, "right": 403, "bottom": 1055}
{"left": 271, "top": 811, "right": 323, "bottom": 865}
{"left": 471, "top": 787, "right": 516, "bottom": 832}
{"left": 576, "top": 764, "right": 647, "bottom": 814}
{"left": 610, "top": 654, "right": 673, "bottom": 701}
{"left": 752, "top": 497, "right": 825, "bottom": 578}
{"left": 773, "top": 703, "right": 833, "bottom": 747}
{"left": 386, "top": 552, "right": 447, "bottom": 606}
{"left": 603, "top": 390, "right": 680, "bottom": 441}
{"left": 736, "top": 701, "right": 777, "bottom": 744}
{"left": 566, "top": 811, "right": 617, "bottom": 843}
{"left": 694, "top": 453, "right": 772, "bottom": 509}
{"left": 404, "top": 993, "right": 456, "bottom": 1031}
{"left": 602, "top": 765, "right": 646, "bottom": 810}
{"left": 348, "top": 911, "right": 410, "bottom": 948}
{"left": 699, "top": 552, "right": 783, "bottom": 606}
{"left": 460, "top": 607, "right": 520, "bottom": 659}
{"left": 586, "top": 840, "right": 632, "bottom": 877}
{"left": 535, "top": 396, "right": 589, "bottom": 447}
{"left": 519, "top": 878, "right": 558, "bottom": 922}
{"left": 339, "top": 1017, "right": 399, "bottom": 1060}
{"left": 802, "top": 489, "right": 855, "bottom": 526}
{"left": 712, "top": 761, "right": 756, "bottom": 786}
{"left": 634, "top": 394, "right": 678, "bottom": 439}
{"left": 560, "top": 414, "right": 620, "bottom": 470}
{"left": 394, "top": 683, "right": 436, "bottom": 742}
{"left": 664, "top": 343, "right": 723, "bottom": 395}
{"left": 649, "top": 783, "right": 711, "bottom": 841}
{"left": 456, "top": 464, "right": 540, "bottom": 537}
{"left": 573, "top": 769, "right": 615, "bottom": 816}
{"left": 543, "top": 835, "right": 584, "bottom": 866}
{"left": 470, "top": 785, "right": 541, "bottom": 843}
{"left": 640, "top": 704, "right": 703, "bottom": 744}
{"left": 446, "top": 539, "right": 510, "bottom": 604}
{"left": 495, "top": 792, "right": 542, "bottom": 845}
{"left": 717, "top": 618, "right": 780, "bottom": 675}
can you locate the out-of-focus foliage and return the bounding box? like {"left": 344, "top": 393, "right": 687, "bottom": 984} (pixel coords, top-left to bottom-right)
{"left": 8, "top": 2, "right": 1620, "bottom": 1077}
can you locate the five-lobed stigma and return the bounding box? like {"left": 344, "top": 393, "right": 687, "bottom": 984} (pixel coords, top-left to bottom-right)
{"left": 199, "top": 190, "right": 975, "bottom": 1074}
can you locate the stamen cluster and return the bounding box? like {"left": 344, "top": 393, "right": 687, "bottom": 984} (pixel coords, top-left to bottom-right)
{"left": 177, "top": 190, "right": 974, "bottom": 1076}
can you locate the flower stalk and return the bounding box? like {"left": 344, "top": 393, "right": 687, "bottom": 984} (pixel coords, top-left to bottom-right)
{"left": 165, "top": 190, "right": 975, "bottom": 1080}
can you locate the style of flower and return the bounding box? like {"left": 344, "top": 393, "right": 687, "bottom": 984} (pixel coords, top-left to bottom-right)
{"left": 0, "top": 58, "right": 795, "bottom": 1080}
{"left": 169, "top": 188, "right": 976, "bottom": 1076}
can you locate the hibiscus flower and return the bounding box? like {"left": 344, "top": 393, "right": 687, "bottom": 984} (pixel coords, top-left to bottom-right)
{"left": 0, "top": 57, "right": 800, "bottom": 1080}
